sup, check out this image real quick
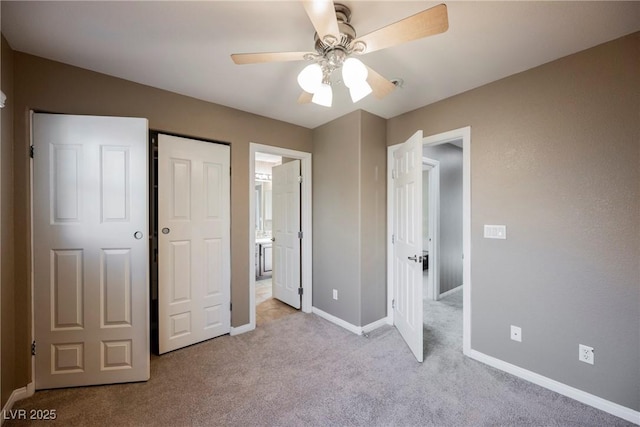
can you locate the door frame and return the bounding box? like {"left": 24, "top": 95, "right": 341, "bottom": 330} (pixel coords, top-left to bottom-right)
{"left": 249, "top": 144, "right": 312, "bottom": 329}
{"left": 387, "top": 126, "right": 472, "bottom": 354}
{"left": 422, "top": 157, "right": 441, "bottom": 301}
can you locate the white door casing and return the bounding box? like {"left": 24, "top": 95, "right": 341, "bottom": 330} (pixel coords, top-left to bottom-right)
{"left": 392, "top": 130, "right": 424, "bottom": 362}
{"left": 272, "top": 160, "right": 301, "bottom": 309}
{"left": 158, "top": 134, "right": 230, "bottom": 354}
{"left": 33, "top": 113, "right": 149, "bottom": 389}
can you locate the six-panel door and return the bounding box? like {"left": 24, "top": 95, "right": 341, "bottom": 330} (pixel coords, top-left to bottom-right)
{"left": 157, "top": 134, "right": 230, "bottom": 354}
{"left": 33, "top": 113, "right": 150, "bottom": 389}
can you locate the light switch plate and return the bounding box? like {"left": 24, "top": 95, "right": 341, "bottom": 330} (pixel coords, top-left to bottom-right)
{"left": 484, "top": 225, "right": 507, "bottom": 239}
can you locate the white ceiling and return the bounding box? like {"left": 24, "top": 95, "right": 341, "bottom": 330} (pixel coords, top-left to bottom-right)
{"left": 3, "top": 1, "right": 639, "bottom": 129}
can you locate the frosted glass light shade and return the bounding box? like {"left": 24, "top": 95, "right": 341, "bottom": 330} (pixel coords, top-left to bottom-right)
{"left": 349, "top": 81, "right": 372, "bottom": 103}
{"left": 342, "top": 58, "right": 368, "bottom": 89}
{"left": 297, "top": 63, "right": 323, "bottom": 94}
{"left": 312, "top": 83, "right": 333, "bottom": 107}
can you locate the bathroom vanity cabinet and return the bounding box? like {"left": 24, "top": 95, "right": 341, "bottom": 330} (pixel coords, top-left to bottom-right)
{"left": 256, "top": 241, "right": 273, "bottom": 278}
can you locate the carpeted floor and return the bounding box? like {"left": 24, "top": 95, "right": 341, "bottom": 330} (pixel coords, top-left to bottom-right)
{"left": 5, "top": 290, "right": 632, "bottom": 426}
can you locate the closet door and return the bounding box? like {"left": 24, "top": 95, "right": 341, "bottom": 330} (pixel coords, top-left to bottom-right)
{"left": 33, "top": 113, "right": 149, "bottom": 389}
{"left": 158, "top": 134, "right": 230, "bottom": 354}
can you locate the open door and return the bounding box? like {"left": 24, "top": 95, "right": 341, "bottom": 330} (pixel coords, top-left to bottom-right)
{"left": 392, "top": 130, "right": 424, "bottom": 362}
{"left": 271, "top": 160, "right": 301, "bottom": 309}
{"left": 157, "top": 134, "right": 230, "bottom": 354}
{"left": 33, "top": 113, "right": 150, "bottom": 388}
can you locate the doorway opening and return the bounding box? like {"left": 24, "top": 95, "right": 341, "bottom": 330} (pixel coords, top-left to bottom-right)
{"left": 422, "top": 158, "right": 440, "bottom": 302}
{"left": 387, "top": 126, "right": 471, "bottom": 361}
{"left": 421, "top": 140, "right": 464, "bottom": 360}
{"left": 249, "top": 144, "right": 312, "bottom": 331}
{"left": 253, "top": 153, "right": 297, "bottom": 326}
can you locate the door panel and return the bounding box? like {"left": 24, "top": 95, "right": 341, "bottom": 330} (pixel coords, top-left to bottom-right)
{"left": 392, "top": 130, "right": 424, "bottom": 362}
{"left": 33, "top": 113, "right": 149, "bottom": 389}
{"left": 158, "top": 134, "right": 230, "bottom": 354}
{"left": 272, "top": 160, "right": 301, "bottom": 309}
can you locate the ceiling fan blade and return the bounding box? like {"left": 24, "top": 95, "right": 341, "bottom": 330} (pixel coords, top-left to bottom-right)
{"left": 231, "top": 51, "right": 312, "bottom": 65}
{"left": 355, "top": 4, "right": 448, "bottom": 55}
{"left": 366, "top": 66, "right": 396, "bottom": 99}
{"left": 367, "top": 67, "right": 396, "bottom": 99}
{"left": 298, "top": 91, "right": 313, "bottom": 104}
{"left": 301, "top": 0, "right": 340, "bottom": 41}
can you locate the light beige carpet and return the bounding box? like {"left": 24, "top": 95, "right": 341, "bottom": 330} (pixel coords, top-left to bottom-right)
{"left": 5, "top": 291, "right": 632, "bottom": 426}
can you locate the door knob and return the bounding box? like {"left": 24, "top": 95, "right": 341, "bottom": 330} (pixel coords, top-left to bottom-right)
{"left": 408, "top": 255, "right": 422, "bottom": 262}
{"left": 162, "top": 227, "right": 170, "bottom": 235}
{"left": 134, "top": 231, "right": 143, "bottom": 240}
{"left": 271, "top": 237, "right": 275, "bottom": 242}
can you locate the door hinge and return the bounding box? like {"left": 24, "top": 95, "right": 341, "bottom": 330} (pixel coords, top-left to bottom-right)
{"left": 391, "top": 169, "right": 396, "bottom": 179}
{"left": 392, "top": 234, "right": 395, "bottom": 244}
{"left": 31, "top": 341, "right": 36, "bottom": 356}
{"left": 298, "top": 287, "right": 303, "bottom": 296}
{"left": 298, "top": 175, "right": 303, "bottom": 183}
{"left": 230, "top": 302, "right": 232, "bottom": 311}
{"left": 298, "top": 231, "right": 303, "bottom": 239}
{"left": 392, "top": 299, "right": 395, "bottom": 309}
{"left": 30, "top": 145, "right": 34, "bottom": 158}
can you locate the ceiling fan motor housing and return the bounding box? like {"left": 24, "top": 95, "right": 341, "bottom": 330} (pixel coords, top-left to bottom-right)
{"left": 313, "top": 3, "right": 357, "bottom": 64}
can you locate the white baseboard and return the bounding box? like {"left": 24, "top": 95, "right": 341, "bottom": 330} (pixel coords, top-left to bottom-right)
{"left": 1, "top": 383, "right": 35, "bottom": 426}
{"left": 312, "top": 307, "right": 388, "bottom": 336}
{"left": 467, "top": 349, "right": 640, "bottom": 425}
{"left": 230, "top": 323, "right": 253, "bottom": 336}
{"left": 439, "top": 284, "right": 462, "bottom": 299}
{"left": 362, "top": 317, "right": 389, "bottom": 334}
{"left": 312, "top": 307, "right": 361, "bottom": 335}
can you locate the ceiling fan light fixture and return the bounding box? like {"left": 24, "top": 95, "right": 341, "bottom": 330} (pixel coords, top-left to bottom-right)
{"left": 342, "top": 57, "right": 368, "bottom": 89}
{"left": 297, "top": 63, "right": 323, "bottom": 93}
{"left": 312, "top": 83, "right": 333, "bottom": 107}
{"left": 349, "top": 81, "right": 372, "bottom": 103}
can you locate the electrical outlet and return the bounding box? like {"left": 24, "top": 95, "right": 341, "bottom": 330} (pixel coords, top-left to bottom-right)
{"left": 579, "top": 344, "right": 594, "bottom": 365}
{"left": 510, "top": 325, "right": 522, "bottom": 342}
{"left": 332, "top": 289, "right": 338, "bottom": 300}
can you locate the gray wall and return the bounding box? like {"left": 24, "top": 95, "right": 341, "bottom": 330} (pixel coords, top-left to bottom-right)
{"left": 313, "top": 111, "right": 362, "bottom": 325}
{"left": 359, "top": 111, "right": 387, "bottom": 325}
{"left": 423, "top": 143, "right": 463, "bottom": 294}
{"left": 312, "top": 110, "right": 387, "bottom": 327}
{"left": 388, "top": 33, "right": 640, "bottom": 411}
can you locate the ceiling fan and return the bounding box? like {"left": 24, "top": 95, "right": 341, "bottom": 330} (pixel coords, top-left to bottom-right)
{"left": 231, "top": 1, "right": 449, "bottom": 107}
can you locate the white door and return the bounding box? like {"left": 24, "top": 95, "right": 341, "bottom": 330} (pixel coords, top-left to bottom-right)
{"left": 158, "top": 134, "right": 230, "bottom": 354}
{"left": 33, "top": 113, "right": 149, "bottom": 389}
{"left": 392, "top": 130, "right": 424, "bottom": 362}
{"left": 272, "top": 160, "right": 301, "bottom": 309}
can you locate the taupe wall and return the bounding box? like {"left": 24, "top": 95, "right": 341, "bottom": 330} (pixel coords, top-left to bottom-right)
{"left": 312, "top": 111, "right": 361, "bottom": 325}
{"left": 359, "top": 111, "right": 387, "bottom": 325}
{"left": 388, "top": 33, "right": 640, "bottom": 410}
{"left": 1, "top": 35, "right": 16, "bottom": 408}
{"left": 11, "top": 52, "right": 313, "bottom": 386}
{"left": 422, "top": 143, "right": 463, "bottom": 294}
{"left": 312, "top": 110, "right": 387, "bottom": 327}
